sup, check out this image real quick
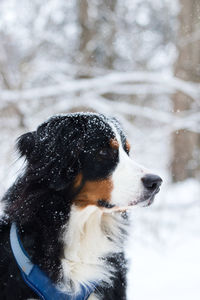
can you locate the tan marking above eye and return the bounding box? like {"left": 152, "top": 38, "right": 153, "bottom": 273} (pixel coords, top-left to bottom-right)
{"left": 74, "top": 177, "right": 113, "bottom": 208}
{"left": 110, "top": 138, "right": 119, "bottom": 150}
{"left": 125, "top": 140, "right": 131, "bottom": 153}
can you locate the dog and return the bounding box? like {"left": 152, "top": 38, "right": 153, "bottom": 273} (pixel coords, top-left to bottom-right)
{"left": 0, "top": 112, "right": 162, "bottom": 300}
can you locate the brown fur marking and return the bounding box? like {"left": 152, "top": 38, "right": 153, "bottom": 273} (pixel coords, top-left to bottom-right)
{"left": 74, "top": 178, "right": 113, "bottom": 208}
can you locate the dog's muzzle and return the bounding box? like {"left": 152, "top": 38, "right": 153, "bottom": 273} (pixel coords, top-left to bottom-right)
{"left": 140, "top": 173, "right": 162, "bottom": 206}
{"left": 128, "top": 173, "right": 162, "bottom": 207}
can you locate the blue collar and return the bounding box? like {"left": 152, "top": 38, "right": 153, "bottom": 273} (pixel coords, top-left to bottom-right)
{"left": 10, "top": 222, "right": 96, "bottom": 300}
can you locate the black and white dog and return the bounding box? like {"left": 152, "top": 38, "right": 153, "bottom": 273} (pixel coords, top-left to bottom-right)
{"left": 0, "top": 113, "right": 162, "bottom": 300}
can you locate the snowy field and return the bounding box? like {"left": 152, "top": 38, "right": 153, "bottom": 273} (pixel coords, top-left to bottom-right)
{"left": 127, "top": 179, "right": 200, "bottom": 300}
{"left": 128, "top": 235, "right": 200, "bottom": 300}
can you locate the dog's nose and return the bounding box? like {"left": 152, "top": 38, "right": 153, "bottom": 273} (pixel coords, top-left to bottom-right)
{"left": 141, "top": 174, "right": 162, "bottom": 192}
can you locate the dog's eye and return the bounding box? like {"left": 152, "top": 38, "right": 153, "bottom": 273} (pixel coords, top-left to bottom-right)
{"left": 98, "top": 149, "right": 110, "bottom": 157}
{"left": 97, "top": 148, "right": 118, "bottom": 160}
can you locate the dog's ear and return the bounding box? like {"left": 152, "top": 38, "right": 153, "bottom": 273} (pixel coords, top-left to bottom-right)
{"left": 17, "top": 131, "right": 36, "bottom": 159}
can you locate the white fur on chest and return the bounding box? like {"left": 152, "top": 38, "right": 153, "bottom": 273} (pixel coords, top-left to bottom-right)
{"left": 60, "top": 205, "right": 127, "bottom": 292}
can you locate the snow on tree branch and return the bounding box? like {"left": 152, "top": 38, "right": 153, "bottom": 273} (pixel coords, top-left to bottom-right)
{"left": 0, "top": 72, "right": 199, "bottom": 104}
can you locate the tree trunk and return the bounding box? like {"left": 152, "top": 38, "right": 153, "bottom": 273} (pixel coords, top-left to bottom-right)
{"left": 77, "top": 0, "right": 116, "bottom": 75}
{"left": 77, "top": 0, "right": 95, "bottom": 69}
{"left": 171, "top": 0, "right": 200, "bottom": 182}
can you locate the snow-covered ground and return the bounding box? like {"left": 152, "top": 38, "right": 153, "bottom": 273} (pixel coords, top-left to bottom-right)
{"left": 128, "top": 236, "right": 200, "bottom": 300}
{"left": 127, "top": 179, "right": 200, "bottom": 300}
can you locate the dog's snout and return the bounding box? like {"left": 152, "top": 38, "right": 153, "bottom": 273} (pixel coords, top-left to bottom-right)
{"left": 141, "top": 174, "right": 162, "bottom": 192}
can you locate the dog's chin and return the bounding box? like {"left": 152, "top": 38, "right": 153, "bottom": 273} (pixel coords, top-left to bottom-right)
{"left": 131, "top": 195, "right": 155, "bottom": 207}
{"left": 119, "top": 194, "right": 157, "bottom": 211}
{"left": 102, "top": 190, "right": 160, "bottom": 213}
{"left": 103, "top": 196, "right": 155, "bottom": 213}
{"left": 128, "top": 189, "right": 160, "bottom": 208}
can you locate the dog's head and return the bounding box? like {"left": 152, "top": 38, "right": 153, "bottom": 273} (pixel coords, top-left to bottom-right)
{"left": 17, "top": 112, "right": 162, "bottom": 212}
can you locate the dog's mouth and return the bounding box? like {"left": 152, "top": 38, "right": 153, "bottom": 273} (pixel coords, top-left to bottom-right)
{"left": 129, "top": 194, "right": 155, "bottom": 207}
{"left": 102, "top": 187, "right": 160, "bottom": 213}
{"left": 98, "top": 186, "right": 161, "bottom": 213}
{"left": 129, "top": 187, "right": 160, "bottom": 207}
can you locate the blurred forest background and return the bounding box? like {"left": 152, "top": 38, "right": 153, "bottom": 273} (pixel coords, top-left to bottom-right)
{"left": 0, "top": 0, "right": 200, "bottom": 299}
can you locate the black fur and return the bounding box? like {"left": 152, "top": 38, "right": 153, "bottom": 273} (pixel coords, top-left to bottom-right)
{"left": 0, "top": 113, "right": 128, "bottom": 300}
